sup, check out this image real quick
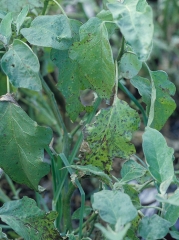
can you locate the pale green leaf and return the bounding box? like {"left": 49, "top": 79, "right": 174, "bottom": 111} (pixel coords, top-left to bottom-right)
{"left": 119, "top": 52, "right": 142, "bottom": 79}
{"left": 107, "top": 0, "right": 153, "bottom": 61}
{"left": 0, "top": 12, "right": 12, "bottom": 45}
{"left": 1, "top": 39, "right": 41, "bottom": 91}
{"left": 138, "top": 214, "right": 170, "bottom": 240}
{"left": 169, "top": 231, "right": 179, "bottom": 239}
{"left": 15, "top": 5, "right": 29, "bottom": 35}
{"left": 92, "top": 190, "right": 137, "bottom": 225}
{"left": 0, "top": 94, "right": 52, "bottom": 191}
{"left": 72, "top": 206, "right": 92, "bottom": 220}
{"left": 142, "top": 127, "right": 174, "bottom": 183}
{"left": 162, "top": 203, "right": 179, "bottom": 226}
{"left": 69, "top": 17, "right": 115, "bottom": 99}
{"left": 81, "top": 97, "right": 140, "bottom": 172}
{"left": 0, "top": 197, "right": 61, "bottom": 240}
{"left": 121, "top": 160, "right": 147, "bottom": 183}
{"left": 21, "top": 15, "right": 72, "bottom": 50}
{"left": 0, "top": 0, "right": 43, "bottom": 13}
{"left": 156, "top": 188, "right": 179, "bottom": 206}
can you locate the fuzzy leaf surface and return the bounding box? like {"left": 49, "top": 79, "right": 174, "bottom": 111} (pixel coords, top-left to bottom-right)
{"left": 0, "top": 197, "right": 61, "bottom": 240}
{"left": 21, "top": 15, "right": 72, "bottom": 50}
{"left": 156, "top": 189, "right": 179, "bottom": 206}
{"left": 107, "top": 0, "right": 153, "bottom": 61}
{"left": 0, "top": 12, "right": 12, "bottom": 45}
{"left": 15, "top": 5, "right": 29, "bottom": 35}
{"left": 162, "top": 203, "right": 179, "bottom": 226}
{"left": 1, "top": 39, "right": 41, "bottom": 91}
{"left": 142, "top": 127, "right": 174, "bottom": 183}
{"left": 0, "top": 95, "right": 52, "bottom": 190}
{"left": 81, "top": 98, "right": 140, "bottom": 172}
{"left": 92, "top": 190, "right": 137, "bottom": 225}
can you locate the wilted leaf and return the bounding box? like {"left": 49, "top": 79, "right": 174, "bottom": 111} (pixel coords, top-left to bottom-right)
{"left": 0, "top": 94, "right": 52, "bottom": 190}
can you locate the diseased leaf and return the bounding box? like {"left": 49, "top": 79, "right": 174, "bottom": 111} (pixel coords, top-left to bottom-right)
{"left": 15, "top": 5, "right": 29, "bottom": 35}
{"left": 131, "top": 70, "right": 176, "bottom": 130}
{"left": 119, "top": 52, "right": 142, "bottom": 79}
{"left": 1, "top": 39, "right": 41, "bottom": 91}
{"left": 162, "top": 203, "right": 179, "bottom": 226}
{"left": 0, "top": 0, "right": 43, "bottom": 13}
{"left": 138, "top": 214, "right": 171, "bottom": 240}
{"left": 0, "top": 94, "right": 52, "bottom": 190}
{"left": 107, "top": 0, "right": 153, "bottom": 61}
{"left": 92, "top": 190, "right": 137, "bottom": 225}
{"left": 142, "top": 127, "right": 174, "bottom": 183}
{"left": 21, "top": 15, "right": 72, "bottom": 50}
{"left": 69, "top": 17, "right": 115, "bottom": 99}
{"left": 0, "top": 197, "right": 61, "bottom": 240}
{"left": 81, "top": 97, "right": 140, "bottom": 172}
{"left": 0, "top": 12, "right": 12, "bottom": 45}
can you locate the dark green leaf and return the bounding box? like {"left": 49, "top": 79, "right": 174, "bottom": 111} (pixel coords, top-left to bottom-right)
{"left": 1, "top": 39, "right": 41, "bottom": 91}
{"left": 0, "top": 227, "right": 8, "bottom": 239}
{"left": 138, "top": 214, "right": 171, "bottom": 240}
{"left": 0, "top": 94, "right": 52, "bottom": 190}
{"left": 0, "top": 197, "right": 61, "bottom": 240}
{"left": 81, "top": 97, "right": 140, "bottom": 172}
{"left": 15, "top": 5, "right": 29, "bottom": 35}
{"left": 92, "top": 190, "right": 137, "bottom": 225}
{"left": 72, "top": 206, "right": 92, "bottom": 220}
{"left": 0, "top": 12, "right": 12, "bottom": 45}
{"left": 123, "top": 184, "right": 140, "bottom": 209}
{"left": 142, "top": 127, "right": 174, "bottom": 183}
{"left": 21, "top": 15, "right": 72, "bottom": 50}
{"left": 107, "top": 0, "right": 153, "bottom": 61}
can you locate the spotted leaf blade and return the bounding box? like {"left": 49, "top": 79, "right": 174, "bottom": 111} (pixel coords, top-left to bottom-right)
{"left": 0, "top": 197, "right": 61, "bottom": 240}
{"left": 0, "top": 94, "right": 52, "bottom": 191}
{"left": 81, "top": 98, "right": 140, "bottom": 172}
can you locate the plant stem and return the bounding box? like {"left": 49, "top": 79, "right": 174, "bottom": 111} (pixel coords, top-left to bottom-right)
{"left": 137, "top": 205, "right": 163, "bottom": 212}
{"left": 133, "top": 154, "right": 148, "bottom": 168}
{"left": 42, "top": 0, "right": 50, "bottom": 15}
{"left": 52, "top": 0, "right": 68, "bottom": 17}
{"left": 117, "top": 36, "right": 125, "bottom": 61}
{"left": 6, "top": 76, "right": 10, "bottom": 93}
{"left": 5, "top": 174, "right": 19, "bottom": 199}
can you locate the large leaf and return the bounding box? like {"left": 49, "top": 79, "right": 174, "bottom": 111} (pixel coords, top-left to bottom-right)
{"left": 107, "top": 0, "right": 153, "bottom": 61}
{"left": 0, "top": 0, "right": 43, "bottom": 13}
{"left": 1, "top": 39, "right": 41, "bottom": 91}
{"left": 142, "top": 127, "right": 174, "bottom": 183}
{"left": 69, "top": 17, "right": 115, "bottom": 99}
{"left": 0, "top": 197, "right": 61, "bottom": 240}
{"left": 92, "top": 190, "right": 137, "bottom": 225}
{"left": 21, "top": 15, "right": 72, "bottom": 50}
{"left": 131, "top": 70, "right": 176, "bottom": 130}
{"left": 138, "top": 214, "right": 171, "bottom": 240}
{"left": 0, "top": 94, "right": 52, "bottom": 190}
{"left": 81, "top": 97, "right": 140, "bottom": 172}
{"left": 0, "top": 12, "right": 12, "bottom": 45}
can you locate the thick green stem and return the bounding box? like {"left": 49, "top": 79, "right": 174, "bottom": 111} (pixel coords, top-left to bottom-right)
{"left": 52, "top": 0, "right": 68, "bottom": 17}
{"left": 6, "top": 76, "right": 10, "bottom": 93}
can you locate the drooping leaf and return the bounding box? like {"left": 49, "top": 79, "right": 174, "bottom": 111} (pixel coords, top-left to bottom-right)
{"left": 107, "top": 0, "right": 154, "bottom": 61}
{"left": 81, "top": 97, "right": 140, "bottom": 172}
{"left": 15, "top": 5, "right": 29, "bottom": 35}
{"left": 120, "top": 160, "right": 147, "bottom": 183}
{"left": 119, "top": 52, "right": 142, "bottom": 79}
{"left": 0, "top": 0, "right": 43, "bottom": 13}
{"left": 69, "top": 17, "right": 115, "bottom": 99}
{"left": 156, "top": 188, "right": 179, "bottom": 206}
{"left": 131, "top": 70, "right": 176, "bottom": 130}
{"left": 142, "top": 127, "right": 174, "bottom": 183}
{"left": 162, "top": 203, "right": 179, "bottom": 226}
{"left": 0, "top": 12, "right": 12, "bottom": 45}
{"left": 92, "top": 190, "right": 137, "bottom": 225}
{"left": 0, "top": 94, "right": 52, "bottom": 190}
{"left": 1, "top": 39, "right": 41, "bottom": 91}
{"left": 138, "top": 214, "right": 171, "bottom": 240}
{"left": 123, "top": 184, "right": 140, "bottom": 209}
{"left": 72, "top": 206, "right": 92, "bottom": 220}
{"left": 0, "top": 197, "right": 61, "bottom": 240}
{"left": 21, "top": 15, "right": 72, "bottom": 50}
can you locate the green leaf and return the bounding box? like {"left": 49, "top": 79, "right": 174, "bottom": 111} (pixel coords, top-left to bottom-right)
{"left": 123, "top": 184, "right": 140, "bottom": 209}
{"left": 1, "top": 39, "right": 41, "bottom": 91}
{"left": 142, "top": 127, "right": 174, "bottom": 183}
{"left": 156, "top": 188, "right": 179, "bottom": 206}
{"left": 121, "top": 160, "right": 147, "bottom": 183}
{"left": 169, "top": 231, "right": 179, "bottom": 239}
{"left": 107, "top": 0, "right": 153, "bottom": 61}
{"left": 138, "top": 214, "right": 171, "bottom": 240}
{"left": 81, "top": 97, "right": 140, "bottom": 172}
{"left": 162, "top": 203, "right": 179, "bottom": 226}
{"left": 69, "top": 17, "right": 115, "bottom": 99}
{"left": 0, "top": 0, "right": 43, "bottom": 13}
{"left": 15, "top": 5, "right": 29, "bottom": 35}
{"left": 119, "top": 53, "right": 142, "bottom": 79}
{"left": 92, "top": 190, "right": 137, "bottom": 225}
{"left": 21, "top": 15, "right": 72, "bottom": 50}
{"left": 0, "top": 227, "right": 8, "bottom": 239}
{"left": 0, "top": 12, "right": 12, "bottom": 45}
{"left": 131, "top": 71, "right": 176, "bottom": 130}
{"left": 0, "top": 94, "right": 52, "bottom": 191}
{"left": 72, "top": 206, "right": 92, "bottom": 220}
{"left": 0, "top": 197, "right": 61, "bottom": 239}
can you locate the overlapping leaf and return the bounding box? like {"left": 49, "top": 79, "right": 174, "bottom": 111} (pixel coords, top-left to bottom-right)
{"left": 0, "top": 197, "right": 61, "bottom": 239}
{"left": 81, "top": 97, "right": 140, "bottom": 172}
{"left": 1, "top": 39, "right": 41, "bottom": 91}
{"left": 162, "top": 203, "right": 179, "bottom": 226}
{"left": 107, "top": 0, "right": 153, "bottom": 61}
{"left": 131, "top": 70, "right": 176, "bottom": 130}
{"left": 0, "top": 12, "right": 12, "bottom": 45}
{"left": 0, "top": 94, "right": 52, "bottom": 190}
